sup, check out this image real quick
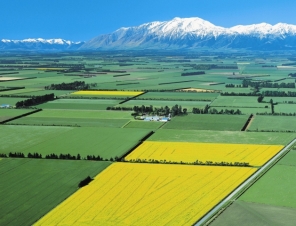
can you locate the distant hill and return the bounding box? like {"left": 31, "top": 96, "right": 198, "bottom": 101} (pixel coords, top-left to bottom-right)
{"left": 0, "top": 38, "right": 84, "bottom": 51}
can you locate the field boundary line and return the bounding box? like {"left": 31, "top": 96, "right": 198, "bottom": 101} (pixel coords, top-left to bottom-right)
{"left": 241, "top": 114, "right": 254, "bottom": 131}
{"left": 0, "top": 109, "right": 42, "bottom": 124}
{"left": 119, "top": 131, "right": 154, "bottom": 160}
{"left": 194, "top": 137, "right": 296, "bottom": 226}
{"left": 118, "top": 91, "right": 148, "bottom": 104}
{"left": 122, "top": 120, "right": 131, "bottom": 128}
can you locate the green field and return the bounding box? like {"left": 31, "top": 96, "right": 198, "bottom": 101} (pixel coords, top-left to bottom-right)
{"left": 211, "top": 96, "right": 267, "bottom": 108}
{"left": 248, "top": 115, "right": 296, "bottom": 132}
{"left": 148, "top": 129, "right": 296, "bottom": 145}
{"left": 239, "top": 164, "right": 296, "bottom": 208}
{"left": 36, "top": 98, "right": 122, "bottom": 110}
{"left": 124, "top": 121, "right": 164, "bottom": 129}
{"left": 0, "top": 97, "right": 27, "bottom": 106}
{"left": 211, "top": 201, "right": 296, "bottom": 226}
{"left": 0, "top": 125, "right": 151, "bottom": 158}
{"left": 8, "top": 109, "right": 132, "bottom": 128}
{"left": 135, "top": 91, "right": 219, "bottom": 101}
{"left": 0, "top": 109, "right": 33, "bottom": 122}
{"left": 162, "top": 114, "right": 249, "bottom": 131}
{"left": 2, "top": 51, "right": 296, "bottom": 225}
{"left": 0, "top": 158, "right": 110, "bottom": 226}
{"left": 119, "top": 99, "right": 210, "bottom": 110}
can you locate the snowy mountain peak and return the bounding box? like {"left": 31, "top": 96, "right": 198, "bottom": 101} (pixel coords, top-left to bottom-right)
{"left": 0, "top": 38, "right": 84, "bottom": 50}
{"left": 81, "top": 17, "right": 296, "bottom": 50}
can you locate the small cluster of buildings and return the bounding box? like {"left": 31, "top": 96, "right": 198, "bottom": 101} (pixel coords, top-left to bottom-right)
{"left": 140, "top": 115, "right": 171, "bottom": 122}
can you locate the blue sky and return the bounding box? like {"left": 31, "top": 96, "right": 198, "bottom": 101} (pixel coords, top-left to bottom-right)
{"left": 2, "top": 0, "right": 296, "bottom": 41}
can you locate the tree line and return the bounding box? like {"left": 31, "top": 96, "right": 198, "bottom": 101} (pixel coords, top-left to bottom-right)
{"left": 221, "top": 91, "right": 296, "bottom": 97}
{"left": 181, "top": 71, "right": 205, "bottom": 76}
{"left": 45, "top": 81, "right": 97, "bottom": 90}
{"left": 124, "top": 158, "right": 250, "bottom": 167}
{"left": 192, "top": 106, "right": 242, "bottom": 115}
{"left": 242, "top": 79, "right": 295, "bottom": 88}
{"left": 16, "top": 93, "right": 55, "bottom": 108}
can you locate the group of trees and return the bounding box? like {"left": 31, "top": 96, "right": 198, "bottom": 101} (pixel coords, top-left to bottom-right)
{"left": 192, "top": 107, "right": 242, "bottom": 115}
{"left": 28, "top": 153, "right": 42, "bottom": 158}
{"left": 106, "top": 106, "right": 133, "bottom": 111}
{"left": 9, "top": 152, "right": 25, "bottom": 158}
{"left": 242, "top": 79, "right": 295, "bottom": 89}
{"left": 256, "top": 112, "right": 296, "bottom": 116}
{"left": 15, "top": 93, "right": 54, "bottom": 108}
{"left": 78, "top": 176, "right": 93, "bottom": 188}
{"left": 45, "top": 81, "right": 97, "bottom": 90}
{"left": 130, "top": 104, "right": 187, "bottom": 117}
{"left": 221, "top": 91, "right": 296, "bottom": 97}
{"left": 181, "top": 71, "right": 205, "bottom": 76}
{"left": 45, "top": 153, "right": 81, "bottom": 160}
{"left": 191, "top": 64, "right": 238, "bottom": 70}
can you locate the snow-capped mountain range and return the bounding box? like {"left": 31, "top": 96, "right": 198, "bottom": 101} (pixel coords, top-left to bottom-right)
{"left": 81, "top": 17, "right": 296, "bottom": 50}
{"left": 0, "top": 38, "right": 84, "bottom": 50}
{"left": 2, "top": 17, "right": 296, "bottom": 51}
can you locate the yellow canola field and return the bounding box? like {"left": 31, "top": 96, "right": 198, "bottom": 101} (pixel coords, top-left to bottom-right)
{"left": 126, "top": 141, "right": 284, "bottom": 166}
{"left": 72, "top": 90, "right": 143, "bottom": 96}
{"left": 34, "top": 163, "right": 256, "bottom": 226}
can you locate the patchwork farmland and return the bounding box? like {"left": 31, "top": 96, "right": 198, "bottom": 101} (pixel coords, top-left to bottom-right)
{"left": 1, "top": 51, "right": 296, "bottom": 225}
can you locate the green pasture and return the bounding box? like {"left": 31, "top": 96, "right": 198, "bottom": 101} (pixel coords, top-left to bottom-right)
{"left": 37, "top": 98, "right": 121, "bottom": 110}
{"left": 211, "top": 201, "right": 296, "bottom": 226}
{"left": 239, "top": 164, "right": 296, "bottom": 208}
{"left": 211, "top": 96, "right": 266, "bottom": 108}
{"left": 119, "top": 99, "right": 210, "bottom": 110}
{"left": 162, "top": 114, "right": 249, "bottom": 131}
{"left": 8, "top": 109, "right": 132, "bottom": 128}
{"left": 248, "top": 115, "right": 296, "bottom": 132}
{"left": 0, "top": 125, "right": 151, "bottom": 158}
{"left": 0, "top": 88, "right": 42, "bottom": 95}
{"left": 124, "top": 121, "right": 164, "bottom": 129}
{"left": 0, "top": 109, "right": 33, "bottom": 122}
{"left": 0, "top": 158, "right": 110, "bottom": 226}
{"left": 136, "top": 91, "right": 219, "bottom": 101}
{"left": 0, "top": 97, "right": 27, "bottom": 106}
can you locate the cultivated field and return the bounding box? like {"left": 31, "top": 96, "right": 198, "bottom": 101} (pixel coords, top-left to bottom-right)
{"left": 1, "top": 126, "right": 151, "bottom": 158}
{"left": 34, "top": 163, "right": 256, "bottom": 226}
{"left": 8, "top": 109, "right": 132, "bottom": 128}
{"left": 1, "top": 51, "right": 296, "bottom": 225}
{"left": 149, "top": 129, "right": 295, "bottom": 145}
{"left": 126, "top": 141, "right": 283, "bottom": 166}
{"left": 162, "top": 114, "right": 249, "bottom": 131}
{"left": 248, "top": 115, "right": 296, "bottom": 132}
{"left": 0, "top": 158, "right": 110, "bottom": 226}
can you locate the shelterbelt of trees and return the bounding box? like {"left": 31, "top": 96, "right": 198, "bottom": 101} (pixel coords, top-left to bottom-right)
{"left": 45, "top": 81, "right": 97, "bottom": 90}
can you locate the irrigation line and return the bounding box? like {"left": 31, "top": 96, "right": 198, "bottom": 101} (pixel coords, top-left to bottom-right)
{"left": 194, "top": 138, "right": 296, "bottom": 226}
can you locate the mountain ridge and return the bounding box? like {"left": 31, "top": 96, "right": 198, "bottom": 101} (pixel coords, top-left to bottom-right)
{"left": 81, "top": 17, "right": 296, "bottom": 50}
{"left": 0, "top": 38, "right": 84, "bottom": 51}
